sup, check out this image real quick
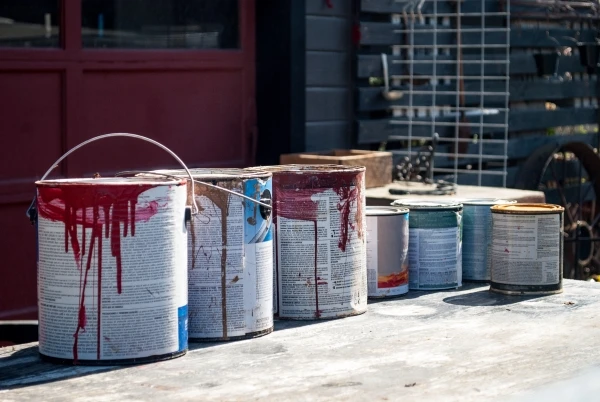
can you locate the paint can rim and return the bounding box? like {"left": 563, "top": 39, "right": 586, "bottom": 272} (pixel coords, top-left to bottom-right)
{"left": 39, "top": 350, "right": 187, "bottom": 366}
{"left": 491, "top": 203, "right": 564, "bottom": 214}
{"left": 149, "top": 168, "right": 272, "bottom": 180}
{"left": 449, "top": 198, "right": 517, "bottom": 206}
{"left": 246, "top": 164, "right": 366, "bottom": 174}
{"left": 35, "top": 177, "right": 186, "bottom": 186}
{"left": 366, "top": 206, "right": 409, "bottom": 216}
{"left": 392, "top": 199, "right": 462, "bottom": 210}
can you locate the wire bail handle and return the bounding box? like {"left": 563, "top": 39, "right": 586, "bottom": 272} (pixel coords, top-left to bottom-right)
{"left": 27, "top": 133, "right": 200, "bottom": 224}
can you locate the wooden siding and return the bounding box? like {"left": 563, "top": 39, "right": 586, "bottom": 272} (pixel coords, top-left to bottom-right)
{"left": 305, "top": 0, "right": 353, "bottom": 151}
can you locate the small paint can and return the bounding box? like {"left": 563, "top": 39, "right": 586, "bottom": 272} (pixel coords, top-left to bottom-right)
{"left": 490, "top": 203, "right": 564, "bottom": 295}
{"left": 35, "top": 177, "right": 189, "bottom": 364}
{"left": 454, "top": 199, "right": 516, "bottom": 282}
{"left": 247, "top": 164, "right": 367, "bottom": 320}
{"left": 148, "top": 168, "right": 274, "bottom": 341}
{"left": 366, "top": 206, "right": 410, "bottom": 298}
{"left": 392, "top": 200, "right": 463, "bottom": 290}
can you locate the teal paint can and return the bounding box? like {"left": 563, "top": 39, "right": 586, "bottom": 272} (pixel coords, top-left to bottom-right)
{"left": 392, "top": 200, "right": 463, "bottom": 290}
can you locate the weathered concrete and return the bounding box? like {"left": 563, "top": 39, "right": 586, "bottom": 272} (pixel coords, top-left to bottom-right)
{"left": 2, "top": 280, "right": 600, "bottom": 401}
{"left": 366, "top": 182, "right": 545, "bottom": 206}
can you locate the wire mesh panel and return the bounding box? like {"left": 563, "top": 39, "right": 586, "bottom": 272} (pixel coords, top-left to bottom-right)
{"left": 357, "top": 0, "right": 511, "bottom": 186}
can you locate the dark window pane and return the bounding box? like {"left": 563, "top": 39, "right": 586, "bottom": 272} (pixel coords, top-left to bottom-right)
{"left": 82, "top": 0, "right": 239, "bottom": 49}
{"left": 0, "top": 1, "right": 60, "bottom": 48}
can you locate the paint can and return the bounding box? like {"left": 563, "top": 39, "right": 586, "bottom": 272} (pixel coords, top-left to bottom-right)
{"left": 247, "top": 164, "right": 367, "bottom": 320}
{"left": 29, "top": 133, "right": 195, "bottom": 365}
{"left": 453, "top": 199, "right": 516, "bottom": 282}
{"left": 366, "top": 206, "right": 410, "bottom": 298}
{"left": 392, "top": 200, "right": 463, "bottom": 290}
{"left": 145, "top": 168, "right": 274, "bottom": 341}
{"left": 490, "top": 204, "right": 564, "bottom": 295}
{"left": 35, "top": 177, "right": 189, "bottom": 364}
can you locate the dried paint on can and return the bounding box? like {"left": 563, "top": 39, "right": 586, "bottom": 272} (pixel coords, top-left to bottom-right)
{"left": 366, "top": 206, "right": 410, "bottom": 298}
{"left": 248, "top": 164, "right": 367, "bottom": 320}
{"left": 490, "top": 203, "right": 564, "bottom": 295}
{"left": 453, "top": 198, "right": 516, "bottom": 282}
{"left": 392, "top": 200, "right": 463, "bottom": 290}
{"left": 35, "top": 177, "right": 189, "bottom": 365}
{"left": 151, "top": 169, "right": 274, "bottom": 341}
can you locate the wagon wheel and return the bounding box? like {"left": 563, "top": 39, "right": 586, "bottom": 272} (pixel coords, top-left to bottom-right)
{"left": 514, "top": 141, "right": 600, "bottom": 280}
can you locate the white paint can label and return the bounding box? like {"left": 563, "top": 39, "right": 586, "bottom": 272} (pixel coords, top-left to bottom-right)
{"left": 366, "top": 211, "right": 409, "bottom": 298}
{"left": 491, "top": 213, "right": 561, "bottom": 285}
{"left": 408, "top": 227, "right": 462, "bottom": 289}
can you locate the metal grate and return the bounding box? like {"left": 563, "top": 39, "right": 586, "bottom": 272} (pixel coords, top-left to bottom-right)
{"left": 386, "top": 0, "right": 511, "bottom": 187}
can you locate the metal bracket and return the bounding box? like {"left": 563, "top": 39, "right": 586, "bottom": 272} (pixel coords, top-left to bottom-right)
{"left": 381, "top": 53, "right": 404, "bottom": 101}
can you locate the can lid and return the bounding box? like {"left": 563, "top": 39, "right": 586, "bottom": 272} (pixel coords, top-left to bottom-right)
{"left": 366, "top": 206, "right": 409, "bottom": 216}
{"left": 391, "top": 199, "right": 462, "bottom": 210}
{"left": 450, "top": 198, "right": 517, "bottom": 206}
{"left": 246, "top": 164, "right": 365, "bottom": 174}
{"left": 491, "top": 203, "right": 564, "bottom": 213}
{"left": 36, "top": 177, "right": 185, "bottom": 186}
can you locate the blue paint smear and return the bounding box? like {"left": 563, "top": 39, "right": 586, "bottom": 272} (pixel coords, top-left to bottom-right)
{"left": 178, "top": 305, "right": 188, "bottom": 351}
{"left": 243, "top": 178, "right": 273, "bottom": 244}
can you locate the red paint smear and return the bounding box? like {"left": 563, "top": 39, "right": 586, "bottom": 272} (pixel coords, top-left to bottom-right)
{"left": 325, "top": 0, "right": 333, "bottom": 8}
{"left": 37, "top": 183, "right": 160, "bottom": 363}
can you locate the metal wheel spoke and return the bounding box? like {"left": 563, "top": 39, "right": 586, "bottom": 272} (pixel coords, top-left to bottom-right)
{"left": 549, "top": 160, "right": 576, "bottom": 227}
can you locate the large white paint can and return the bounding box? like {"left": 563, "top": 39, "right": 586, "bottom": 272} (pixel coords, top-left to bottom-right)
{"left": 35, "top": 177, "right": 189, "bottom": 364}
{"left": 392, "top": 200, "right": 463, "bottom": 290}
{"left": 366, "top": 206, "right": 410, "bottom": 298}
{"left": 490, "top": 203, "right": 564, "bottom": 295}
{"left": 248, "top": 165, "right": 367, "bottom": 320}
{"left": 148, "top": 169, "right": 274, "bottom": 341}
{"left": 454, "top": 198, "right": 516, "bottom": 282}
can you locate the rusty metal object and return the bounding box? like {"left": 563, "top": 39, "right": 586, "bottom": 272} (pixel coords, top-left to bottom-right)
{"left": 515, "top": 141, "right": 600, "bottom": 279}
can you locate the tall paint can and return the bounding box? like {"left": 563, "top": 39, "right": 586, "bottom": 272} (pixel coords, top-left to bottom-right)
{"left": 35, "top": 177, "right": 189, "bottom": 364}
{"left": 145, "top": 169, "right": 274, "bottom": 341}
{"left": 248, "top": 165, "right": 367, "bottom": 320}
{"left": 392, "top": 200, "right": 463, "bottom": 290}
{"left": 366, "top": 206, "right": 410, "bottom": 298}
{"left": 454, "top": 198, "right": 516, "bottom": 282}
{"left": 490, "top": 204, "right": 564, "bottom": 295}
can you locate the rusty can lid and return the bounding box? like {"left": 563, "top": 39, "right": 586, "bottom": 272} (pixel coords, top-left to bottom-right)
{"left": 392, "top": 199, "right": 462, "bottom": 211}
{"left": 491, "top": 203, "right": 564, "bottom": 214}
{"left": 366, "top": 206, "right": 409, "bottom": 216}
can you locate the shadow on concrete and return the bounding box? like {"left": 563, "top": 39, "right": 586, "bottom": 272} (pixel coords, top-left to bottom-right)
{"left": 443, "top": 288, "right": 545, "bottom": 307}
{"left": 368, "top": 283, "right": 489, "bottom": 305}
{"left": 0, "top": 345, "right": 126, "bottom": 391}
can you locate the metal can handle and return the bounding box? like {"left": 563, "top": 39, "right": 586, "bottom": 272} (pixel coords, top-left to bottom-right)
{"left": 28, "top": 133, "right": 200, "bottom": 222}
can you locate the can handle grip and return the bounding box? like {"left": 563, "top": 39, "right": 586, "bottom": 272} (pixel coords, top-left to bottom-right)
{"left": 28, "top": 133, "right": 200, "bottom": 222}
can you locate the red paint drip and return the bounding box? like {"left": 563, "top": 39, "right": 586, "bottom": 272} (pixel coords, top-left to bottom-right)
{"left": 334, "top": 187, "right": 359, "bottom": 252}
{"left": 325, "top": 0, "right": 333, "bottom": 8}
{"left": 37, "top": 183, "right": 161, "bottom": 363}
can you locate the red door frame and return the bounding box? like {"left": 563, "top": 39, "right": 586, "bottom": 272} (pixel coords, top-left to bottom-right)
{"left": 0, "top": 0, "right": 255, "bottom": 319}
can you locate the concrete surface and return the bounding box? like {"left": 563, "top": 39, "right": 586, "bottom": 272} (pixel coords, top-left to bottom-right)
{"left": 1, "top": 280, "right": 600, "bottom": 401}
{"left": 366, "top": 182, "right": 545, "bottom": 206}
